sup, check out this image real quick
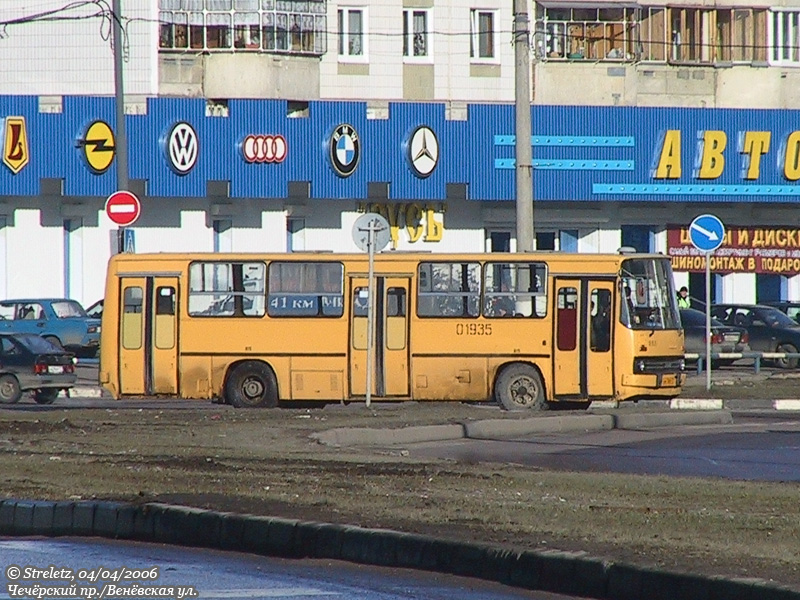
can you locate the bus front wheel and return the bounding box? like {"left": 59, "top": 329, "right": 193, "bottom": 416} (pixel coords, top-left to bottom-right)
{"left": 225, "top": 362, "right": 278, "bottom": 408}
{"left": 494, "top": 364, "right": 547, "bottom": 411}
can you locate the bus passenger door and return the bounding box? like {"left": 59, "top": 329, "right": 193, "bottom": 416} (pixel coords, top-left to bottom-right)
{"left": 587, "top": 281, "right": 614, "bottom": 398}
{"left": 553, "top": 279, "right": 615, "bottom": 400}
{"left": 118, "top": 276, "right": 179, "bottom": 396}
{"left": 119, "top": 278, "right": 146, "bottom": 395}
{"left": 553, "top": 280, "right": 581, "bottom": 397}
{"left": 349, "top": 276, "right": 410, "bottom": 398}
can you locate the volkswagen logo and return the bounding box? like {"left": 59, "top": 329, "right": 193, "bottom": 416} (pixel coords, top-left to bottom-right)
{"left": 407, "top": 125, "right": 439, "bottom": 178}
{"left": 329, "top": 124, "right": 360, "bottom": 178}
{"left": 166, "top": 121, "right": 199, "bottom": 175}
{"left": 242, "top": 134, "right": 287, "bottom": 163}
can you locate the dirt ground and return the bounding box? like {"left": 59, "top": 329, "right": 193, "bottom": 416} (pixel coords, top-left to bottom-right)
{"left": 1, "top": 389, "right": 799, "bottom": 591}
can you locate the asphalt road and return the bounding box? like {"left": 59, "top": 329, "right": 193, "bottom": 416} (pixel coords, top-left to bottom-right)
{"left": 403, "top": 416, "right": 800, "bottom": 481}
{"left": 0, "top": 538, "right": 580, "bottom": 600}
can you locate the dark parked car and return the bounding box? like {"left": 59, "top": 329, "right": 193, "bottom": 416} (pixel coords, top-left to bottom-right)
{"left": 0, "top": 298, "right": 100, "bottom": 358}
{"left": 711, "top": 303, "right": 800, "bottom": 369}
{"left": 680, "top": 308, "right": 749, "bottom": 366}
{"left": 85, "top": 299, "right": 103, "bottom": 319}
{"left": 0, "top": 333, "right": 76, "bottom": 404}
{"left": 762, "top": 301, "right": 800, "bottom": 325}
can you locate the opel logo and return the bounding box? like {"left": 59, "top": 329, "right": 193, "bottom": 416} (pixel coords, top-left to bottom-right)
{"left": 166, "top": 121, "right": 199, "bottom": 175}
{"left": 77, "top": 120, "right": 115, "bottom": 175}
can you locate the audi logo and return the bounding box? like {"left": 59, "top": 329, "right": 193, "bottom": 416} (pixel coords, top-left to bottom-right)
{"left": 242, "top": 134, "right": 287, "bottom": 163}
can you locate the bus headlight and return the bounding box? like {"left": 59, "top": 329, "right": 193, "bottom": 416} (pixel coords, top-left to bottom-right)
{"left": 635, "top": 359, "right": 647, "bottom": 373}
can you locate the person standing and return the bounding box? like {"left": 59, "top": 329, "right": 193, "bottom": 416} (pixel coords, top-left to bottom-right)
{"left": 677, "top": 286, "right": 691, "bottom": 309}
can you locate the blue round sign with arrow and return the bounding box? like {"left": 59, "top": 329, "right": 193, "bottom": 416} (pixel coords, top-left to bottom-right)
{"left": 689, "top": 214, "right": 725, "bottom": 253}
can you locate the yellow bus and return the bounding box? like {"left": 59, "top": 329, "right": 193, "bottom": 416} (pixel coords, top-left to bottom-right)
{"left": 99, "top": 250, "right": 685, "bottom": 409}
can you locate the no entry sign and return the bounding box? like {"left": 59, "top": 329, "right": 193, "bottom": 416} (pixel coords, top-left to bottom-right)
{"left": 105, "top": 190, "right": 141, "bottom": 227}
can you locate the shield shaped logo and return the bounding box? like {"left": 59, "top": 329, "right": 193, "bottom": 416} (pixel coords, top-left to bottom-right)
{"left": 3, "top": 116, "right": 29, "bottom": 174}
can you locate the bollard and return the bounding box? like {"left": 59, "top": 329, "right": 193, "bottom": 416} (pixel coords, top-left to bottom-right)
{"left": 754, "top": 355, "right": 761, "bottom": 374}
{"left": 696, "top": 357, "right": 703, "bottom": 375}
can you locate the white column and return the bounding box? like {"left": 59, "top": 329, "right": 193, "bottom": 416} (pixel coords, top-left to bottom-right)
{"left": 721, "top": 272, "right": 756, "bottom": 303}
{"left": 787, "top": 274, "right": 800, "bottom": 301}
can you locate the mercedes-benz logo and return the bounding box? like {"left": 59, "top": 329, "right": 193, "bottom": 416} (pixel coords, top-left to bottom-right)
{"left": 408, "top": 126, "right": 439, "bottom": 178}
{"left": 166, "top": 121, "right": 199, "bottom": 175}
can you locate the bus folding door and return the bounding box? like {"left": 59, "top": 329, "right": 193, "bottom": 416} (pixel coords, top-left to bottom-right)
{"left": 118, "top": 276, "right": 179, "bottom": 396}
{"left": 553, "top": 278, "right": 615, "bottom": 400}
{"left": 349, "top": 276, "right": 410, "bottom": 398}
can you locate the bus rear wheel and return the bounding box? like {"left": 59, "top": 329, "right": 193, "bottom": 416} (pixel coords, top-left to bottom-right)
{"left": 494, "top": 364, "right": 547, "bottom": 411}
{"left": 225, "top": 362, "right": 278, "bottom": 408}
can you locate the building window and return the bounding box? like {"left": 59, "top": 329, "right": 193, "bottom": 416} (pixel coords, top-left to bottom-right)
{"left": 403, "top": 9, "right": 430, "bottom": 60}
{"left": 639, "top": 7, "right": 667, "bottom": 62}
{"left": 158, "top": 0, "right": 327, "bottom": 56}
{"left": 769, "top": 10, "right": 800, "bottom": 65}
{"left": 716, "top": 9, "right": 767, "bottom": 63}
{"left": 534, "top": 5, "right": 638, "bottom": 61}
{"left": 668, "top": 7, "right": 766, "bottom": 64}
{"left": 470, "top": 9, "right": 495, "bottom": 60}
{"left": 338, "top": 7, "right": 366, "bottom": 59}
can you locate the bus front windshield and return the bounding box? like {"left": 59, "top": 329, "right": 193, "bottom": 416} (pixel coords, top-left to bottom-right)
{"left": 619, "top": 258, "right": 680, "bottom": 330}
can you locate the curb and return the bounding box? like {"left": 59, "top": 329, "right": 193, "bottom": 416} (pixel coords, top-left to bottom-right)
{"left": 1, "top": 499, "right": 797, "bottom": 600}
{"left": 313, "top": 410, "right": 735, "bottom": 447}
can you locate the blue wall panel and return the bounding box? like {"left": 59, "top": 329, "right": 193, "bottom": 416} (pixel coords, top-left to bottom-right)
{"left": 0, "top": 96, "right": 41, "bottom": 196}
{"left": 61, "top": 96, "right": 118, "bottom": 197}
{"left": 2, "top": 97, "right": 800, "bottom": 203}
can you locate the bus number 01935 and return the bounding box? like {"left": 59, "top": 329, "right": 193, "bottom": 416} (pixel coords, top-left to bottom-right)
{"left": 455, "top": 323, "right": 492, "bottom": 336}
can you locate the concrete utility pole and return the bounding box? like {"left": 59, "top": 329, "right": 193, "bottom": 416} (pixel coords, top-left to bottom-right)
{"left": 514, "top": 0, "right": 534, "bottom": 252}
{"left": 111, "top": 0, "right": 129, "bottom": 192}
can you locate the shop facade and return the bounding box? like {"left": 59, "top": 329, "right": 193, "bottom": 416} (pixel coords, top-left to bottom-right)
{"left": 1, "top": 97, "right": 800, "bottom": 306}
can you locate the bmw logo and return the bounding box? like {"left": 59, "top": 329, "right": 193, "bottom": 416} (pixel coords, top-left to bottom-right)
{"left": 329, "top": 123, "right": 360, "bottom": 178}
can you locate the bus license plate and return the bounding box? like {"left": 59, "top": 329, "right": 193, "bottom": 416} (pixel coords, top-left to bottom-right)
{"left": 47, "top": 366, "right": 64, "bottom": 374}
{"left": 661, "top": 374, "right": 676, "bottom": 387}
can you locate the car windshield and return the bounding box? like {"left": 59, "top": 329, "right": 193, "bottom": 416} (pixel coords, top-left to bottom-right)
{"left": 12, "top": 334, "right": 62, "bottom": 354}
{"left": 52, "top": 300, "right": 87, "bottom": 318}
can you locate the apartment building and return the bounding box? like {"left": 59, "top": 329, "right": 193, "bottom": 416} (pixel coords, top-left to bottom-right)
{"left": 0, "top": 0, "right": 799, "bottom": 303}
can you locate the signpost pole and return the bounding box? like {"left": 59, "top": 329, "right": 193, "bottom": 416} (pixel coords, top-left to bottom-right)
{"left": 351, "top": 213, "right": 389, "bottom": 408}
{"left": 365, "top": 222, "right": 376, "bottom": 408}
{"left": 688, "top": 214, "right": 724, "bottom": 392}
{"left": 111, "top": 0, "right": 129, "bottom": 254}
{"left": 705, "top": 251, "right": 712, "bottom": 391}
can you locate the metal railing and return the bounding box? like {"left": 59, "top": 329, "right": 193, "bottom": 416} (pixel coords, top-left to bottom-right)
{"left": 684, "top": 351, "right": 800, "bottom": 374}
